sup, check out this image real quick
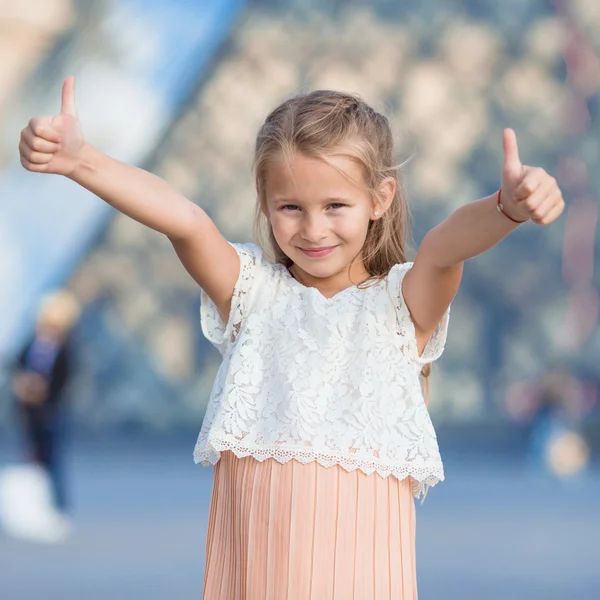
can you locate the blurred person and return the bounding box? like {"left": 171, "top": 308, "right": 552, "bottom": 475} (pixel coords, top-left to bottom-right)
{"left": 3, "top": 290, "right": 80, "bottom": 542}
{"left": 18, "top": 78, "right": 565, "bottom": 597}
{"left": 503, "top": 367, "right": 593, "bottom": 478}
{"left": 528, "top": 368, "right": 591, "bottom": 477}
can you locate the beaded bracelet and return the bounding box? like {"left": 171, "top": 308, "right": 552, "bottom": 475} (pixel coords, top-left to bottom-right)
{"left": 496, "top": 189, "right": 528, "bottom": 224}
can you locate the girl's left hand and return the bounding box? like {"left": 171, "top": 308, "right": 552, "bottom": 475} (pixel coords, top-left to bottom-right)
{"left": 500, "top": 128, "right": 565, "bottom": 225}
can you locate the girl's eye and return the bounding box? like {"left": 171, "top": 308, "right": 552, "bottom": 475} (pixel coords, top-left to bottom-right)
{"left": 280, "top": 203, "right": 346, "bottom": 211}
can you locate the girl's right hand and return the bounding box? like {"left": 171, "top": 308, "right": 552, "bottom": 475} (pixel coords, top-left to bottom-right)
{"left": 19, "top": 76, "right": 85, "bottom": 177}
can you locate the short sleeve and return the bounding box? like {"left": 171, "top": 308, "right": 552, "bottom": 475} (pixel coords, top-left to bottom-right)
{"left": 200, "top": 242, "right": 265, "bottom": 355}
{"left": 391, "top": 262, "right": 451, "bottom": 365}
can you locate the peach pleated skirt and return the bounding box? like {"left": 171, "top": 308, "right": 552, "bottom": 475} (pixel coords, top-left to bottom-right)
{"left": 202, "top": 450, "right": 417, "bottom": 600}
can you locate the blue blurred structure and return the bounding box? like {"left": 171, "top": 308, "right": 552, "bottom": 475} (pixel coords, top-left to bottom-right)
{"left": 0, "top": 0, "right": 247, "bottom": 360}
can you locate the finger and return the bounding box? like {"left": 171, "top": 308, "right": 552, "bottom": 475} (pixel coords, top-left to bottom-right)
{"left": 21, "top": 128, "right": 60, "bottom": 153}
{"left": 19, "top": 141, "right": 54, "bottom": 165}
{"left": 535, "top": 196, "right": 565, "bottom": 226}
{"left": 28, "top": 117, "right": 61, "bottom": 143}
{"left": 522, "top": 180, "right": 562, "bottom": 223}
{"left": 502, "top": 128, "right": 522, "bottom": 177}
{"left": 60, "top": 76, "right": 77, "bottom": 118}
{"left": 27, "top": 151, "right": 54, "bottom": 165}
{"left": 527, "top": 188, "right": 557, "bottom": 223}
{"left": 513, "top": 167, "right": 547, "bottom": 201}
{"left": 532, "top": 188, "right": 565, "bottom": 225}
{"left": 20, "top": 155, "right": 50, "bottom": 173}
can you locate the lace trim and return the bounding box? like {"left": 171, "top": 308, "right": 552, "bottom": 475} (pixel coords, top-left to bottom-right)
{"left": 194, "top": 437, "right": 444, "bottom": 500}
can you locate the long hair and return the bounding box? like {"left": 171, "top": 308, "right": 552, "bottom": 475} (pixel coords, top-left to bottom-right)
{"left": 252, "top": 90, "right": 432, "bottom": 397}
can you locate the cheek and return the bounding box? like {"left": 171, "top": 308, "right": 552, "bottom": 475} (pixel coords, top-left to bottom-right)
{"left": 269, "top": 212, "right": 294, "bottom": 244}
{"left": 337, "top": 210, "right": 370, "bottom": 240}
{"left": 270, "top": 212, "right": 287, "bottom": 231}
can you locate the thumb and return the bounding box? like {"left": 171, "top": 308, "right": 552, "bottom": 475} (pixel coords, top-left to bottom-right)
{"left": 502, "top": 128, "right": 522, "bottom": 179}
{"left": 60, "top": 76, "right": 78, "bottom": 118}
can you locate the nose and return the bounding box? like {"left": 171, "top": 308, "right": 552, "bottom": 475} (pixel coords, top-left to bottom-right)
{"left": 299, "top": 212, "right": 328, "bottom": 243}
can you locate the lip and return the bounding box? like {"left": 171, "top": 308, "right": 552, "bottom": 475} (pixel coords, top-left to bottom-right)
{"left": 298, "top": 245, "right": 338, "bottom": 258}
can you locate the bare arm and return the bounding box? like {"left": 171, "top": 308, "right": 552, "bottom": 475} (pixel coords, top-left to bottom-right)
{"left": 419, "top": 193, "right": 522, "bottom": 268}
{"left": 70, "top": 145, "right": 240, "bottom": 318}
{"left": 403, "top": 130, "right": 565, "bottom": 353}
{"left": 71, "top": 143, "right": 202, "bottom": 239}
{"left": 19, "top": 76, "right": 239, "bottom": 321}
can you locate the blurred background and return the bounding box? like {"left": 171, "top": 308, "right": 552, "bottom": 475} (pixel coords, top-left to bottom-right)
{"left": 0, "top": 0, "right": 598, "bottom": 598}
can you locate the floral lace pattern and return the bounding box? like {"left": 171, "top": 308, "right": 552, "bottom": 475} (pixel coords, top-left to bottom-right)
{"left": 195, "top": 243, "right": 451, "bottom": 499}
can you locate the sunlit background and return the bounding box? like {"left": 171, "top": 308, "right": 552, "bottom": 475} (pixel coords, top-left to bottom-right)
{"left": 0, "top": 1, "right": 598, "bottom": 598}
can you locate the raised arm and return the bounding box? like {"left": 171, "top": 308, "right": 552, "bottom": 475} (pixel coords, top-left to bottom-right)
{"left": 403, "top": 129, "right": 565, "bottom": 354}
{"left": 19, "top": 76, "right": 239, "bottom": 321}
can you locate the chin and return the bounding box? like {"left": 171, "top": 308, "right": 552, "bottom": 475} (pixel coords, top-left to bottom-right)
{"left": 295, "top": 257, "right": 345, "bottom": 278}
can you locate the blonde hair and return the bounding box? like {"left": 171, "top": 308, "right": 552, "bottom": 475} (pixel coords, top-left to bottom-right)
{"left": 252, "top": 90, "right": 432, "bottom": 398}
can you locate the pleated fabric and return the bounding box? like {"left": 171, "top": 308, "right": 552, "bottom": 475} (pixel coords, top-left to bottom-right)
{"left": 202, "top": 451, "right": 417, "bottom": 600}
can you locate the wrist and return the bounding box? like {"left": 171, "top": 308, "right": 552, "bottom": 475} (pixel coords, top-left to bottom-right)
{"left": 496, "top": 189, "right": 529, "bottom": 224}
{"left": 67, "top": 142, "right": 98, "bottom": 182}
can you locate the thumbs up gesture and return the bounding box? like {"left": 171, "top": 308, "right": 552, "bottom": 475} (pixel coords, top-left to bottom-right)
{"left": 500, "top": 128, "right": 565, "bottom": 225}
{"left": 19, "top": 76, "right": 85, "bottom": 177}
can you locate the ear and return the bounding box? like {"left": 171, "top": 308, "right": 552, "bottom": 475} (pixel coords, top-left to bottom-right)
{"left": 372, "top": 177, "right": 396, "bottom": 218}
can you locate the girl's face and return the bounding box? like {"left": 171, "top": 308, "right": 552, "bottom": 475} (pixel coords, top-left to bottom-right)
{"left": 264, "top": 150, "right": 383, "bottom": 289}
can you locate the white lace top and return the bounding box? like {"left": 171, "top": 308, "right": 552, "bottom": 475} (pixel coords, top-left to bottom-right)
{"left": 193, "top": 243, "right": 451, "bottom": 498}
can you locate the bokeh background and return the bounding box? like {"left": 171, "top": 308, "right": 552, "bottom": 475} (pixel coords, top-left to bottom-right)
{"left": 0, "top": 0, "right": 599, "bottom": 598}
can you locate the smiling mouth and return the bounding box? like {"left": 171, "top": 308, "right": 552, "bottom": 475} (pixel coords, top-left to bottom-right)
{"left": 298, "top": 246, "right": 338, "bottom": 257}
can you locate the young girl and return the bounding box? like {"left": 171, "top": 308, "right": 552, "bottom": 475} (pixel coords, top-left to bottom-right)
{"left": 20, "top": 77, "right": 564, "bottom": 599}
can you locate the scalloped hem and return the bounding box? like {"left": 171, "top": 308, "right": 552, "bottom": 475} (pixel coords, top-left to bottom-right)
{"left": 193, "top": 438, "right": 444, "bottom": 500}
